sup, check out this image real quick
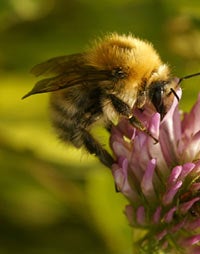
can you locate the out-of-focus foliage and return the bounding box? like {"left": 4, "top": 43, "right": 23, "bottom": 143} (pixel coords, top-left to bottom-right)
{"left": 1, "top": 0, "right": 200, "bottom": 253}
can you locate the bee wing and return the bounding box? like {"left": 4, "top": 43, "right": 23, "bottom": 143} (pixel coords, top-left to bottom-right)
{"left": 30, "top": 53, "right": 85, "bottom": 77}
{"left": 22, "top": 54, "right": 112, "bottom": 99}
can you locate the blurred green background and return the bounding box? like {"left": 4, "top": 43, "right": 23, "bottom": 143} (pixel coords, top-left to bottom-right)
{"left": 1, "top": 0, "right": 200, "bottom": 253}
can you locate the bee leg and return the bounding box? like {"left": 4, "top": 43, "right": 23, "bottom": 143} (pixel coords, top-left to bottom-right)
{"left": 129, "top": 115, "right": 158, "bottom": 143}
{"left": 105, "top": 121, "right": 114, "bottom": 133}
{"left": 82, "top": 129, "right": 114, "bottom": 168}
{"left": 108, "top": 94, "right": 158, "bottom": 143}
{"left": 108, "top": 94, "right": 132, "bottom": 117}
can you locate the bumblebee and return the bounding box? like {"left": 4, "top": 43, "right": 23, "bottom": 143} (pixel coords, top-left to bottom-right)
{"left": 23, "top": 33, "right": 181, "bottom": 167}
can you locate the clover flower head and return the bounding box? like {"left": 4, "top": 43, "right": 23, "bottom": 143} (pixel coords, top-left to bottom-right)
{"left": 110, "top": 88, "right": 200, "bottom": 253}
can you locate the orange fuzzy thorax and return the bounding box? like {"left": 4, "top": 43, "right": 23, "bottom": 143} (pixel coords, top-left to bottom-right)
{"left": 85, "top": 33, "right": 169, "bottom": 86}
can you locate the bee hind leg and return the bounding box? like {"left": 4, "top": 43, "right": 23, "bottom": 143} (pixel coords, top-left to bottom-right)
{"left": 82, "top": 129, "right": 114, "bottom": 168}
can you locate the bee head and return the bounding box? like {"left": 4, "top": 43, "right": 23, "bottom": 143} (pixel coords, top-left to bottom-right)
{"left": 149, "top": 77, "right": 180, "bottom": 119}
{"left": 149, "top": 71, "right": 200, "bottom": 119}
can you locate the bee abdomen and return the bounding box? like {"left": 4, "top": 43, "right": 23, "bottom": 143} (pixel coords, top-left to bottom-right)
{"left": 50, "top": 95, "right": 84, "bottom": 148}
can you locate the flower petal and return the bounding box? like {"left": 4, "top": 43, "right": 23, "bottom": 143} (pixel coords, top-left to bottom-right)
{"left": 163, "top": 207, "right": 177, "bottom": 223}
{"left": 183, "top": 131, "right": 200, "bottom": 161}
{"left": 117, "top": 118, "right": 135, "bottom": 140}
{"left": 167, "top": 165, "right": 182, "bottom": 185}
{"left": 185, "top": 218, "right": 200, "bottom": 231}
{"left": 112, "top": 141, "right": 131, "bottom": 159}
{"left": 153, "top": 206, "right": 162, "bottom": 224}
{"left": 156, "top": 229, "right": 167, "bottom": 241}
{"left": 162, "top": 180, "right": 182, "bottom": 206}
{"left": 124, "top": 205, "right": 135, "bottom": 226}
{"left": 190, "top": 182, "right": 200, "bottom": 192}
{"left": 189, "top": 246, "right": 200, "bottom": 254}
{"left": 171, "top": 220, "right": 186, "bottom": 233}
{"left": 182, "top": 234, "right": 200, "bottom": 246}
{"left": 179, "top": 162, "right": 195, "bottom": 180}
{"left": 182, "top": 93, "right": 200, "bottom": 138}
{"left": 136, "top": 206, "right": 145, "bottom": 225}
{"left": 179, "top": 197, "right": 200, "bottom": 214}
{"left": 159, "top": 89, "right": 182, "bottom": 165}
{"left": 149, "top": 142, "right": 170, "bottom": 177}
{"left": 141, "top": 159, "right": 156, "bottom": 199}
{"left": 148, "top": 112, "right": 160, "bottom": 141}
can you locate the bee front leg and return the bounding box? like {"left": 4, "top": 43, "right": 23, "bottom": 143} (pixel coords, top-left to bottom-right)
{"left": 128, "top": 115, "right": 158, "bottom": 143}
{"left": 82, "top": 129, "right": 114, "bottom": 168}
{"left": 108, "top": 94, "right": 158, "bottom": 143}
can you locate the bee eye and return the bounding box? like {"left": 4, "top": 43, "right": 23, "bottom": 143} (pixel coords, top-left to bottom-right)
{"left": 112, "top": 67, "right": 127, "bottom": 80}
{"left": 151, "top": 85, "right": 164, "bottom": 108}
{"left": 149, "top": 82, "right": 166, "bottom": 116}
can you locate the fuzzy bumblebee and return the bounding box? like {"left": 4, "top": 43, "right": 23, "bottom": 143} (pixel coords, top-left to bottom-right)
{"left": 23, "top": 33, "right": 180, "bottom": 167}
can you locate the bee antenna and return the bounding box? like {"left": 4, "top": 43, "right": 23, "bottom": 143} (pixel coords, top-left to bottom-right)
{"left": 170, "top": 88, "right": 180, "bottom": 101}
{"left": 178, "top": 72, "right": 200, "bottom": 84}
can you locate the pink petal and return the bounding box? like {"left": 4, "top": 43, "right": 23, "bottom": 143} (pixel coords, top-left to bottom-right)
{"left": 182, "top": 93, "right": 200, "bottom": 138}
{"left": 112, "top": 159, "right": 139, "bottom": 201}
{"left": 179, "top": 197, "right": 200, "bottom": 214}
{"left": 110, "top": 127, "right": 124, "bottom": 147}
{"left": 128, "top": 135, "right": 151, "bottom": 182}
{"left": 156, "top": 229, "right": 167, "bottom": 241}
{"left": 188, "top": 246, "right": 200, "bottom": 254}
{"left": 190, "top": 182, "right": 200, "bottom": 192}
{"left": 167, "top": 165, "right": 182, "bottom": 185}
{"left": 179, "top": 162, "right": 195, "bottom": 180}
{"left": 117, "top": 118, "right": 135, "bottom": 140}
{"left": 182, "top": 234, "right": 200, "bottom": 246}
{"left": 132, "top": 132, "right": 148, "bottom": 148}
{"left": 171, "top": 220, "right": 186, "bottom": 233}
{"left": 112, "top": 158, "right": 128, "bottom": 191}
{"left": 163, "top": 207, "right": 177, "bottom": 223}
{"left": 162, "top": 180, "right": 182, "bottom": 206}
{"left": 141, "top": 159, "right": 156, "bottom": 199}
{"left": 185, "top": 218, "right": 200, "bottom": 230}
{"left": 159, "top": 89, "right": 182, "bottom": 161}
{"left": 183, "top": 131, "right": 200, "bottom": 161}
{"left": 112, "top": 141, "right": 131, "bottom": 158}
{"left": 162, "top": 88, "right": 182, "bottom": 123}
{"left": 191, "top": 160, "right": 200, "bottom": 175}
{"left": 153, "top": 206, "right": 162, "bottom": 224}
{"left": 124, "top": 205, "right": 135, "bottom": 226}
{"left": 112, "top": 163, "right": 126, "bottom": 191}
{"left": 150, "top": 142, "right": 170, "bottom": 177}
{"left": 148, "top": 112, "right": 160, "bottom": 141}
{"left": 136, "top": 206, "right": 145, "bottom": 225}
{"left": 161, "top": 241, "right": 168, "bottom": 250}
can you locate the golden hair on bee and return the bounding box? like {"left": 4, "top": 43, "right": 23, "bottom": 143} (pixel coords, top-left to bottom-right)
{"left": 22, "top": 33, "right": 185, "bottom": 168}
{"left": 86, "top": 33, "right": 164, "bottom": 77}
